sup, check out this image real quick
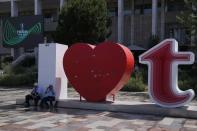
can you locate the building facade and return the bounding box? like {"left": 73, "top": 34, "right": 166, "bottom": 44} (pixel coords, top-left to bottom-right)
{"left": 0, "top": 0, "right": 190, "bottom": 57}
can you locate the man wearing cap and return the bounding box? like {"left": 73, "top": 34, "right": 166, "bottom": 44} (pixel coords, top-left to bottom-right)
{"left": 24, "top": 83, "right": 44, "bottom": 107}
{"left": 40, "top": 85, "right": 56, "bottom": 108}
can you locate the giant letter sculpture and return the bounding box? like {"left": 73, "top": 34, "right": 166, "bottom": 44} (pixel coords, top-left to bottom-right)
{"left": 139, "top": 39, "right": 195, "bottom": 108}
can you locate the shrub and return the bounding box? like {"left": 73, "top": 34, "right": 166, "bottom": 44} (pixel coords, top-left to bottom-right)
{"left": 2, "top": 65, "right": 26, "bottom": 75}
{"left": 0, "top": 63, "right": 38, "bottom": 86}
{"left": 179, "top": 74, "right": 197, "bottom": 94}
{"left": 121, "top": 77, "right": 147, "bottom": 92}
{"left": 3, "top": 65, "right": 13, "bottom": 74}
{"left": 132, "top": 66, "right": 148, "bottom": 84}
{"left": 12, "top": 66, "right": 27, "bottom": 74}
{"left": 177, "top": 64, "right": 197, "bottom": 94}
{"left": 179, "top": 79, "right": 197, "bottom": 94}
{"left": 0, "top": 73, "right": 37, "bottom": 87}
{"left": 2, "top": 56, "right": 13, "bottom": 64}
{"left": 19, "top": 57, "right": 35, "bottom": 67}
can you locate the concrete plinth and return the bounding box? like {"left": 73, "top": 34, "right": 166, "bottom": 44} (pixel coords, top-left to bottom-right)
{"left": 16, "top": 99, "right": 197, "bottom": 119}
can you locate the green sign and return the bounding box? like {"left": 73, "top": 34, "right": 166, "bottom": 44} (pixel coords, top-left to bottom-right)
{"left": 2, "top": 15, "right": 44, "bottom": 48}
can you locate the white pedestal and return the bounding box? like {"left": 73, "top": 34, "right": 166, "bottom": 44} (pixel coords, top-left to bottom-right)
{"left": 38, "top": 43, "right": 68, "bottom": 100}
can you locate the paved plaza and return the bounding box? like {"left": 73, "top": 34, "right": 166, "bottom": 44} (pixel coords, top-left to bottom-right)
{"left": 0, "top": 87, "right": 197, "bottom": 131}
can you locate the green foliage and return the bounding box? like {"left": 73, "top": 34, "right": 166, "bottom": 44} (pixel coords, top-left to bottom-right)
{"left": 11, "top": 66, "right": 27, "bottom": 74}
{"left": 0, "top": 60, "right": 37, "bottom": 87}
{"left": 2, "top": 65, "right": 36, "bottom": 75}
{"left": 121, "top": 77, "right": 147, "bottom": 92}
{"left": 0, "top": 73, "right": 37, "bottom": 87}
{"left": 2, "top": 56, "right": 13, "bottom": 64}
{"left": 178, "top": 64, "right": 197, "bottom": 94}
{"left": 177, "top": 0, "right": 197, "bottom": 44}
{"left": 121, "top": 65, "right": 148, "bottom": 92}
{"left": 55, "top": 0, "right": 111, "bottom": 46}
{"left": 148, "top": 35, "right": 160, "bottom": 48}
{"left": 19, "top": 57, "right": 35, "bottom": 67}
{"left": 121, "top": 64, "right": 197, "bottom": 93}
{"left": 179, "top": 79, "right": 197, "bottom": 94}
{"left": 3, "top": 65, "right": 13, "bottom": 74}
{"left": 133, "top": 66, "right": 148, "bottom": 83}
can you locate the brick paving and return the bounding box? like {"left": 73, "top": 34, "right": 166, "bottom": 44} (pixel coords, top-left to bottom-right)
{"left": 0, "top": 87, "right": 197, "bottom": 131}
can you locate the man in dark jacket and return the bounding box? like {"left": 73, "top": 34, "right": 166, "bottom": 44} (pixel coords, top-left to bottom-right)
{"left": 25, "top": 83, "right": 43, "bottom": 107}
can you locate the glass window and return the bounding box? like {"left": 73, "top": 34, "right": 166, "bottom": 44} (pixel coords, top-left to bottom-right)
{"left": 166, "top": 24, "right": 190, "bottom": 45}
{"left": 167, "top": 0, "right": 186, "bottom": 12}
{"left": 107, "top": 0, "right": 117, "bottom": 16}
{"left": 144, "top": 4, "right": 152, "bottom": 14}
{"left": 43, "top": 9, "right": 58, "bottom": 23}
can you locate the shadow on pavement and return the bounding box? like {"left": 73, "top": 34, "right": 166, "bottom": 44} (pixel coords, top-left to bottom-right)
{"left": 0, "top": 103, "right": 164, "bottom": 121}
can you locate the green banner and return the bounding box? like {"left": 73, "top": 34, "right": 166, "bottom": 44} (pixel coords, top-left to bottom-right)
{"left": 2, "top": 15, "right": 44, "bottom": 48}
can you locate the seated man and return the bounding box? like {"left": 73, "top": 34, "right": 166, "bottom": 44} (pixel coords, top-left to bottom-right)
{"left": 25, "top": 83, "right": 43, "bottom": 107}
{"left": 40, "top": 85, "right": 56, "bottom": 108}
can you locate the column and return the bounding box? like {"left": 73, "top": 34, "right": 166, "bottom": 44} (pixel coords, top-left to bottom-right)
{"left": 118, "top": 0, "right": 124, "bottom": 43}
{"left": 60, "top": 0, "right": 65, "bottom": 10}
{"left": 12, "top": 0, "right": 25, "bottom": 57}
{"left": 152, "top": 0, "right": 158, "bottom": 36}
{"left": 34, "top": 0, "right": 42, "bottom": 65}
{"left": 34, "top": 0, "right": 42, "bottom": 15}
{"left": 131, "top": 0, "right": 135, "bottom": 45}
{"left": 10, "top": 49, "right": 14, "bottom": 57}
{"left": 160, "top": 0, "right": 165, "bottom": 40}
{"left": 19, "top": 48, "right": 25, "bottom": 55}
{"left": 11, "top": 0, "right": 18, "bottom": 17}
{"left": 11, "top": 0, "right": 18, "bottom": 58}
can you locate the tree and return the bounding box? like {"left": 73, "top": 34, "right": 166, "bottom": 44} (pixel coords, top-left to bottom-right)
{"left": 55, "top": 0, "right": 111, "bottom": 46}
{"left": 177, "top": 0, "right": 197, "bottom": 45}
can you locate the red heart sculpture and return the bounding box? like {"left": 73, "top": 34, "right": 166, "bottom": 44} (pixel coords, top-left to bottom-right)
{"left": 63, "top": 41, "right": 134, "bottom": 102}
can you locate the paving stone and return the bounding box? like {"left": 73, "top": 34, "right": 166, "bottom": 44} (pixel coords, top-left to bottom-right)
{"left": 184, "top": 124, "right": 197, "bottom": 129}
{"left": 132, "top": 120, "right": 146, "bottom": 125}
{"left": 86, "top": 119, "right": 123, "bottom": 129}
{"left": 1, "top": 87, "right": 197, "bottom": 130}
{"left": 0, "top": 120, "right": 9, "bottom": 123}
{"left": 14, "top": 119, "right": 35, "bottom": 125}
{"left": 27, "top": 123, "right": 57, "bottom": 129}
{"left": 120, "top": 129, "right": 134, "bottom": 131}
{"left": 89, "top": 129, "right": 105, "bottom": 131}
{"left": 170, "top": 119, "right": 185, "bottom": 129}
{"left": 59, "top": 119, "right": 68, "bottom": 123}
{"left": 0, "top": 123, "right": 8, "bottom": 127}
{"left": 158, "top": 117, "right": 175, "bottom": 126}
